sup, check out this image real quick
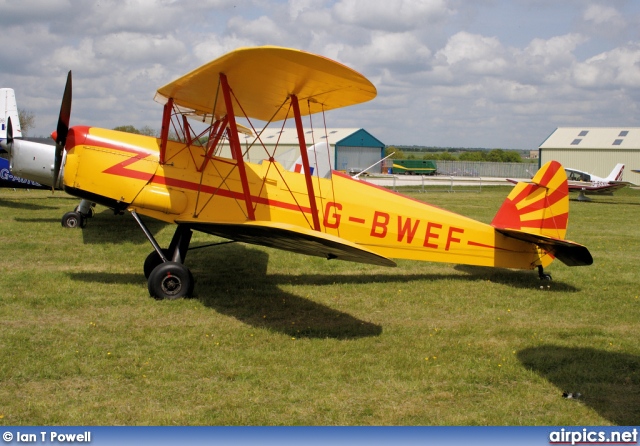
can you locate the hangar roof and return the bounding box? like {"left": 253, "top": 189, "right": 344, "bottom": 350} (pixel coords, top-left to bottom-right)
{"left": 238, "top": 127, "right": 362, "bottom": 146}
{"left": 540, "top": 127, "right": 640, "bottom": 149}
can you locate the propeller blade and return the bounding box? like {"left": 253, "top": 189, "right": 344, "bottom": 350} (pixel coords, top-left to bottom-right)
{"left": 0, "top": 116, "right": 14, "bottom": 153}
{"left": 53, "top": 70, "right": 72, "bottom": 188}
{"left": 6, "top": 116, "right": 14, "bottom": 145}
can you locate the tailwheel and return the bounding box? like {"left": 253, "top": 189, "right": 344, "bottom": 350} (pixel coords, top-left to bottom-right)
{"left": 537, "top": 265, "right": 552, "bottom": 281}
{"left": 61, "top": 211, "right": 86, "bottom": 228}
{"left": 148, "top": 261, "right": 194, "bottom": 300}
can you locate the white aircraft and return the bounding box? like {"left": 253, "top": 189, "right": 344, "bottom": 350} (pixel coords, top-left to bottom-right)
{"left": 0, "top": 89, "right": 22, "bottom": 140}
{"left": 290, "top": 141, "right": 332, "bottom": 179}
{"left": 565, "top": 163, "right": 634, "bottom": 201}
{"left": 0, "top": 88, "right": 96, "bottom": 225}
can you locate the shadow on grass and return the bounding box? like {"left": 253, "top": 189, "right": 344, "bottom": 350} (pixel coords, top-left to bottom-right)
{"left": 569, "top": 197, "right": 640, "bottom": 206}
{"left": 518, "top": 345, "right": 640, "bottom": 425}
{"left": 69, "top": 243, "right": 580, "bottom": 339}
{"left": 189, "top": 246, "right": 383, "bottom": 340}
{"left": 14, "top": 217, "right": 63, "bottom": 224}
{"left": 79, "top": 211, "right": 168, "bottom": 245}
{"left": 69, "top": 272, "right": 142, "bottom": 285}
{"left": 0, "top": 198, "right": 59, "bottom": 211}
{"left": 454, "top": 265, "right": 579, "bottom": 291}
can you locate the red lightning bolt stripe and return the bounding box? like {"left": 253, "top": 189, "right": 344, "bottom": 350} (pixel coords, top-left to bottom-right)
{"left": 78, "top": 129, "right": 313, "bottom": 214}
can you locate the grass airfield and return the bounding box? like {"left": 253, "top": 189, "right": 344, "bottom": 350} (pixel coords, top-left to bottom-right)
{"left": 0, "top": 186, "right": 638, "bottom": 425}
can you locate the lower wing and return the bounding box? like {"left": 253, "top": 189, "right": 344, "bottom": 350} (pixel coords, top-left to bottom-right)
{"left": 177, "top": 220, "right": 397, "bottom": 267}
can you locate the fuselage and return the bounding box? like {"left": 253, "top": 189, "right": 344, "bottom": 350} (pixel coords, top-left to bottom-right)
{"left": 565, "top": 165, "right": 627, "bottom": 194}
{"left": 62, "top": 125, "right": 550, "bottom": 270}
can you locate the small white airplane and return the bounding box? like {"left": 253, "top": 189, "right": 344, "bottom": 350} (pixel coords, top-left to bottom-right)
{"left": 565, "top": 163, "right": 634, "bottom": 201}
{"left": 0, "top": 88, "right": 96, "bottom": 225}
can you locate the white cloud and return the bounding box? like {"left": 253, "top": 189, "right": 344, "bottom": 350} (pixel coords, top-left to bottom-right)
{"left": 583, "top": 4, "right": 626, "bottom": 27}
{"left": 338, "top": 32, "right": 432, "bottom": 71}
{"left": 522, "top": 34, "right": 587, "bottom": 68}
{"left": 332, "top": 0, "right": 452, "bottom": 32}
{"left": 3, "top": 0, "right": 640, "bottom": 148}
{"left": 227, "top": 15, "right": 290, "bottom": 45}
{"left": 573, "top": 44, "right": 640, "bottom": 89}
{"left": 435, "top": 32, "right": 508, "bottom": 76}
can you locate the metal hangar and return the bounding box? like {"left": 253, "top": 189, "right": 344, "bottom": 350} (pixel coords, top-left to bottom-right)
{"left": 226, "top": 127, "right": 385, "bottom": 173}
{"left": 539, "top": 127, "right": 640, "bottom": 178}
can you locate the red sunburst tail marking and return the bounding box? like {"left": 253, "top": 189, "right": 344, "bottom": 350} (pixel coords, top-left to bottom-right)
{"left": 492, "top": 161, "right": 570, "bottom": 239}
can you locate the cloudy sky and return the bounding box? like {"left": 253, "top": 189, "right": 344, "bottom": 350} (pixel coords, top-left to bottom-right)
{"left": 2, "top": 0, "right": 639, "bottom": 150}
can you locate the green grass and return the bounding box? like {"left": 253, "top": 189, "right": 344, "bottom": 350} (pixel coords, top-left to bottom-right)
{"left": 0, "top": 187, "right": 639, "bottom": 425}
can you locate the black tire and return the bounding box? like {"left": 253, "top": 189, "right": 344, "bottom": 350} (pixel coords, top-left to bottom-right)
{"left": 148, "top": 261, "right": 193, "bottom": 300}
{"left": 143, "top": 249, "right": 172, "bottom": 279}
{"left": 61, "top": 211, "right": 84, "bottom": 228}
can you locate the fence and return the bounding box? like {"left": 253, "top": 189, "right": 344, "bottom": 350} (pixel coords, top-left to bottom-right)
{"left": 432, "top": 161, "right": 537, "bottom": 179}
{"left": 360, "top": 161, "right": 536, "bottom": 193}
{"left": 361, "top": 175, "right": 496, "bottom": 193}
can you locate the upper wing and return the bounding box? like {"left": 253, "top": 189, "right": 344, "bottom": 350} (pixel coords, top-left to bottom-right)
{"left": 178, "top": 220, "right": 396, "bottom": 267}
{"left": 155, "top": 46, "right": 377, "bottom": 122}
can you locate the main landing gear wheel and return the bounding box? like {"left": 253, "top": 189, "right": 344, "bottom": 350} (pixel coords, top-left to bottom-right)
{"left": 61, "top": 211, "right": 86, "bottom": 228}
{"left": 148, "top": 261, "right": 194, "bottom": 300}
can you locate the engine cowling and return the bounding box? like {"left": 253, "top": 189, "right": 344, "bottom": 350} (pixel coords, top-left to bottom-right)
{"left": 8, "top": 139, "right": 59, "bottom": 188}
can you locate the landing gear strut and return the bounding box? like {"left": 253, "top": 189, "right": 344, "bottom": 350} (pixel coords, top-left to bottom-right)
{"left": 537, "top": 265, "right": 552, "bottom": 281}
{"left": 131, "top": 210, "right": 194, "bottom": 300}
{"left": 61, "top": 199, "right": 95, "bottom": 228}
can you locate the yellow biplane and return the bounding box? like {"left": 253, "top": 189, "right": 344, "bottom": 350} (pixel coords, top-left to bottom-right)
{"left": 45, "top": 46, "right": 591, "bottom": 299}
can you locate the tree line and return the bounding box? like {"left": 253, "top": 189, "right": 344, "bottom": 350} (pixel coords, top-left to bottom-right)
{"left": 384, "top": 146, "right": 526, "bottom": 163}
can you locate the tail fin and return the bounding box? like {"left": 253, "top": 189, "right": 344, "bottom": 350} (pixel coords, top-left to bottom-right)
{"left": 492, "top": 160, "right": 569, "bottom": 240}
{"left": 0, "top": 88, "right": 22, "bottom": 139}
{"left": 290, "top": 141, "right": 332, "bottom": 178}
{"left": 605, "top": 163, "right": 625, "bottom": 182}
{"left": 492, "top": 161, "right": 592, "bottom": 266}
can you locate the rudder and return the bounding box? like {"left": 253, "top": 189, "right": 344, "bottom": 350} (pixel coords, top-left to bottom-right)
{"left": 0, "top": 88, "right": 22, "bottom": 139}
{"left": 605, "top": 163, "right": 625, "bottom": 182}
{"left": 492, "top": 161, "right": 569, "bottom": 240}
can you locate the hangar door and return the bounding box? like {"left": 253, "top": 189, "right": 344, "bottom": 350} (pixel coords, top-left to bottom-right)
{"left": 336, "top": 146, "right": 382, "bottom": 172}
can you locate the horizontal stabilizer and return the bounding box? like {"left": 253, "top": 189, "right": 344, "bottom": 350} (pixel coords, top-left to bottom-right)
{"left": 178, "top": 220, "right": 397, "bottom": 267}
{"left": 497, "top": 228, "right": 593, "bottom": 267}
